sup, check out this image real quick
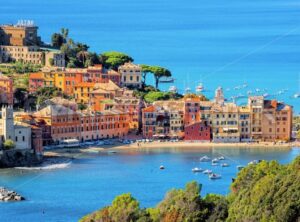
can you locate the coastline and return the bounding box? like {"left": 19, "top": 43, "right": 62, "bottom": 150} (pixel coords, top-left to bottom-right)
{"left": 44, "top": 141, "right": 300, "bottom": 157}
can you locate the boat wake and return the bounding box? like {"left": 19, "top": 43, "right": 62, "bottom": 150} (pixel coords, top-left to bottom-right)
{"left": 15, "top": 159, "right": 72, "bottom": 171}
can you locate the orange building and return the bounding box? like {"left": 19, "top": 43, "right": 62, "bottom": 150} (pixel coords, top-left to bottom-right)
{"left": 0, "top": 22, "right": 41, "bottom": 46}
{"left": 29, "top": 72, "right": 44, "bottom": 93}
{"left": 0, "top": 74, "right": 13, "bottom": 105}
{"left": 183, "top": 97, "right": 202, "bottom": 125}
{"left": 33, "top": 105, "right": 82, "bottom": 144}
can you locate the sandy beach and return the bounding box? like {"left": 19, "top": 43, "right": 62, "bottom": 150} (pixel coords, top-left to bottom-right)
{"left": 44, "top": 141, "right": 300, "bottom": 157}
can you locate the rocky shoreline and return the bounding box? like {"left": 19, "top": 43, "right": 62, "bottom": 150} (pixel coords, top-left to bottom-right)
{"left": 0, "top": 187, "right": 25, "bottom": 201}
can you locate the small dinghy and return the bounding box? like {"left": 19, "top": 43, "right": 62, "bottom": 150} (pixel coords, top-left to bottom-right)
{"left": 221, "top": 163, "right": 230, "bottom": 167}
{"left": 209, "top": 173, "right": 222, "bottom": 180}
{"left": 203, "top": 169, "right": 213, "bottom": 174}
{"left": 200, "top": 156, "right": 211, "bottom": 162}
{"left": 192, "top": 167, "right": 203, "bottom": 173}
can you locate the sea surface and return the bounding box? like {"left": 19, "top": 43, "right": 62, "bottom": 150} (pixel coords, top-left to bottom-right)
{"left": 0, "top": 146, "right": 299, "bottom": 222}
{"left": 1, "top": 0, "right": 300, "bottom": 112}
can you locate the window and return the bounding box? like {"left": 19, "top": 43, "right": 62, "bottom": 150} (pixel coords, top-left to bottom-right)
{"left": 22, "top": 136, "right": 25, "bottom": 141}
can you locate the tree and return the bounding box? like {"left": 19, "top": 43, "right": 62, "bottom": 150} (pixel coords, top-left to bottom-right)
{"left": 100, "top": 51, "right": 133, "bottom": 70}
{"left": 14, "top": 88, "right": 28, "bottom": 109}
{"left": 227, "top": 158, "right": 300, "bottom": 222}
{"left": 51, "top": 33, "right": 64, "bottom": 48}
{"left": 296, "top": 130, "right": 300, "bottom": 140}
{"left": 141, "top": 64, "right": 153, "bottom": 86}
{"left": 80, "top": 193, "right": 145, "bottom": 222}
{"left": 48, "top": 58, "right": 54, "bottom": 66}
{"left": 152, "top": 181, "right": 210, "bottom": 222}
{"left": 3, "top": 139, "right": 15, "bottom": 150}
{"left": 139, "top": 65, "right": 171, "bottom": 89}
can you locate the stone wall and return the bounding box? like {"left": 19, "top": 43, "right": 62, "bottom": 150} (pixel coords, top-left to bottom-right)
{"left": 0, "top": 149, "right": 42, "bottom": 168}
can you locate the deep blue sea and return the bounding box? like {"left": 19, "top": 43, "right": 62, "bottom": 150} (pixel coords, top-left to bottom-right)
{"left": 1, "top": 0, "right": 300, "bottom": 112}
{"left": 0, "top": 147, "right": 299, "bottom": 222}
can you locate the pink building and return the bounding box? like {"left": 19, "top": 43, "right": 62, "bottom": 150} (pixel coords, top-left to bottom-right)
{"left": 184, "top": 121, "right": 211, "bottom": 141}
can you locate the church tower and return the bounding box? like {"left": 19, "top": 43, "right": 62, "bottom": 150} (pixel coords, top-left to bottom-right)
{"left": 1, "top": 105, "right": 15, "bottom": 141}
{"left": 215, "top": 87, "right": 225, "bottom": 105}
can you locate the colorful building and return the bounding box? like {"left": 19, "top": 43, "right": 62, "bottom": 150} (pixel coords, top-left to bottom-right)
{"left": 118, "top": 62, "right": 142, "bottom": 88}
{"left": 184, "top": 122, "right": 211, "bottom": 141}
{"left": 0, "top": 74, "right": 13, "bottom": 105}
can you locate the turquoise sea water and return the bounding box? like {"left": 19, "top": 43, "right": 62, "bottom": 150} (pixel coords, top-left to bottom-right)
{"left": 1, "top": 0, "right": 300, "bottom": 112}
{"left": 0, "top": 147, "right": 299, "bottom": 222}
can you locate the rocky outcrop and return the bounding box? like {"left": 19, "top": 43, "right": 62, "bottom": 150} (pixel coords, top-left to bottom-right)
{"left": 0, "top": 149, "right": 42, "bottom": 168}
{"left": 0, "top": 187, "right": 25, "bottom": 201}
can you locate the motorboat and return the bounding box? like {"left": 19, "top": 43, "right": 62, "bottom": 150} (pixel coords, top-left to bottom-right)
{"left": 218, "top": 156, "right": 225, "bottom": 160}
{"left": 294, "top": 93, "right": 300, "bottom": 98}
{"left": 200, "top": 156, "right": 211, "bottom": 162}
{"left": 237, "top": 165, "right": 245, "bottom": 171}
{"left": 203, "top": 169, "right": 213, "bottom": 174}
{"left": 221, "top": 163, "right": 230, "bottom": 167}
{"left": 211, "top": 163, "right": 218, "bottom": 166}
{"left": 212, "top": 158, "right": 219, "bottom": 164}
{"left": 159, "top": 77, "right": 175, "bottom": 83}
{"left": 169, "top": 86, "right": 178, "bottom": 93}
{"left": 196, "top": 83, "right": 204, "bottom": 93}
{"left": 192, "top": 167, "right": 203, "bottom": 173}
{"left": 209, "top": 173, "right": 222, "bottom": 179}
{"left": 160, "top": 165, "right": 165, "bottom": 170}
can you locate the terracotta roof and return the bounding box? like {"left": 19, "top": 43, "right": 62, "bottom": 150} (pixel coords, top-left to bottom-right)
{"left": 118, "top": 62, "right": 141, "bottom": 70}
{"left": 143, "top": 106, "right": 155, "bottom": 112}
{"left": 75, "top": 82, "right": 95, "bottom": 87}
{"left": 34, "top": 104, "right": 79, "bottom": 117}
{"left": 94, "top": 80, "right": 120, "bottom": 91}
{"left": 29, "top": 72, "right": 43, "bottom": 79}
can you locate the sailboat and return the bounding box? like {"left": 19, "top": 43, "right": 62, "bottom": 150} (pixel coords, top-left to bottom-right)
{"left": 196, "top": 83, "right": 204, "bottom": 93}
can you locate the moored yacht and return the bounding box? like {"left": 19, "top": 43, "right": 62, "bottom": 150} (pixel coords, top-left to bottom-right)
{"left": 192, "top": 167, "right": 203, "bottom": 173}
{"left": 209, "top": 173, "right": 222, "bottom": 179}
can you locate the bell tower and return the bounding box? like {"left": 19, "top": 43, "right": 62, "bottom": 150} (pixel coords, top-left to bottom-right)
{"left": 1, "top": 105, "right": 15, "bottom": 141}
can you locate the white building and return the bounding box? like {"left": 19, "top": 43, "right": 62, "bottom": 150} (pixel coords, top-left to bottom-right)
{"left": 0, "top": 106, "right": 32, "bottom": 150}
{"left": 118, "top": 62, "right": 142, "bottom": 88}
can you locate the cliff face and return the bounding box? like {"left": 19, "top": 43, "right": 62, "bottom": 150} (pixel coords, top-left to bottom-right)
{"left": 0, "top": 149, "right": 42, "bottom": 168}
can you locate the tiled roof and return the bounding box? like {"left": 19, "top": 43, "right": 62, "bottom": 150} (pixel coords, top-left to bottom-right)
{"left": 118, "top": 62, "right": 141, "bottom": 70}
{"left": 34, "top": 105, "right": 78, "bottom": 117}
{"left": 143, "top": 105, "right": 155, "bottom": 112}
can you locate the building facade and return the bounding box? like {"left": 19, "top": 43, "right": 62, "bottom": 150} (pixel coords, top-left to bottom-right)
{"left": 0, "top": 74, "right": 13, "bottom": 105}
{"left": 118, "top": 63, "right": 142, "bottom": 88}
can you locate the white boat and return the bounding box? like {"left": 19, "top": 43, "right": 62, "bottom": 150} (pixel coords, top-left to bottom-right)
{"left": 192, "top": 167, "right": 203, "bottom": 173}
{"left": 221, "top": 163, "right": 230, "bottom": 167}
{"left": 294, "top": 93, "right": 300, "bottom": 98}
{"left": 218, "top": 156, "right": 225, "bottom": 160}
{"left": 169, "top": 86, "right": 178, "bottom": 93}
{"left": 212, "top": 158, "right": 219, "bottom": 163}
{"left": 160, "top": 165, "right": 165, "bottom": 170}
{"left": 209, "top": 173, "right": 222, "bottom": 179}
{"left": 203, "top": 169, "right": 213, "bottom": 174}
{"left": 196, "top": 83, "right": 204, "bottom": 93}
{"left": 200, "top": 156, "right": 211, "bottom": 162}
{"left": 211, "top": 163, "right": 218, "bottom": 166}
{"left": 263, "top": 93, "right": 269, "bottom": 98}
